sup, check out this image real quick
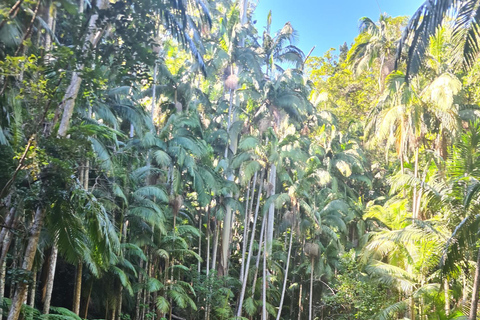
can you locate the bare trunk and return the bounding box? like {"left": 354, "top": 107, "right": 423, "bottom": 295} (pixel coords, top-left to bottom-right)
{"left": 7, "top": 208, "right": 45, "bottom": 320}
{"left": 0, "top": 260, "right": 5, "bottom": 320}
{"left": 266, "top": 164, "right": 276, "bottom": 255}
{"left": 211, "top": 218, "right": 219, "bottom": 272}
{"left": 82, "top": 279, "right": 93, "bottom": 319}
{"left": 0, "top": 207, "right": 16, "bottom": 247}
{"left": 116, "top": 285, "right": 123, "bottom": 320}
{"left": 206, "top": 208, "right": 211, "bottom": 275}
{"left": 57, "top": 0, "right": 108, "bottom": 137}
{"left": 219, "top": 89, "right": 238, "bottom": 277}
{"left": 28, "top": 268, "right": 36, "bottom": 320}
{"left": 412, "top": 148, "right": 419, "bottom": 220}
{"left": 297, "top": 283, "right": 303, "bottom": 320}
{"left": 198, "top": 215, "right": 202, "bottom": 274}
{"left": 469, "top": 246, "right": 480, "bottom": 320}
{"left": 44, "top": 0, "right": 56, "bottom": 52}
{"left": 134, "top": 259, "right": 143, "bottom": 320}
{"left": 236, "top": 171, "right": 264, "bottom": 317}
{"left": 43, "top": 244, "right": 58, "bottom": 314}
{"left": 276, "top": 229, "right": 293, "bottom": 320}
{"left": 262, "top": 222, "right": 267, "bottom": 320}
{"left": 444, "top": 278, "right": 450, "bottom": 316}
{"left": 309, "top": 257, "right": 314, "bottom": 320}
{"left": 251, "top": 213, "right": 267, "bottom": 297}
{"left": 240, "top": 177, "right": 252, "bottom": 283}
{"left": 73, "top": 262, "right": 83, "bottom": 315}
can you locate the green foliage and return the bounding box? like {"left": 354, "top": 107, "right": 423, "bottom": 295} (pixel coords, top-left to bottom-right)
{"left": 321, "top": 252, "right": 398, "bottom": 319}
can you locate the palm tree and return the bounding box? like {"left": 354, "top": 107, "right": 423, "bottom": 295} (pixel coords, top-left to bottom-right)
{"left": 347, "top": 14, "right": 407, "bottom": 90}
{"left": 397, "top": 0, "right": 480, "bottom": 78}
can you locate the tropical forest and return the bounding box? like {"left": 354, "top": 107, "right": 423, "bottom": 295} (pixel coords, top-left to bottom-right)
{"left": 3, "top": 0, "right": 480, "bottom": 319}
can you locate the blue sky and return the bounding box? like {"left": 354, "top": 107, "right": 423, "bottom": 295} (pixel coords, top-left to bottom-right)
{"left": 253, "top": 0, "right": 424, "bottom": 57}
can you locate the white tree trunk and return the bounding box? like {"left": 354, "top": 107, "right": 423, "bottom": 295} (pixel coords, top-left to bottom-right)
{"left": 276, "top": 229, "right": 293, "bottom": 320}
{"left": 7, "top": 208, "right": 45, "bottom": 320}
{"left": 240, "top": 177, "right": 251, "bottom": 283}
{"left": 57, "top": 0, "right": 109, "bottom": 137}
{"left": 262, "top": 222, "right": 267, "bottom": 320}
{"left": 266, "top": 164, "right": 276, "bottom": 254}
{"left": 0, "top": 260, "right": 6, "bottom": 320}
{"left": 236, "top": 171, "right": 264, "bottom": 317}
{"left": 309, "top": 257, "right": 314, "bottom": 320}
{"left": 43, "top": 244, "right": 58, "bottom": 314}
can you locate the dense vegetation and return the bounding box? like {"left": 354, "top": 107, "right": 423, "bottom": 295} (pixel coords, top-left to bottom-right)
{"left": 2, "top": 0, "right": 480, "bottom": 319}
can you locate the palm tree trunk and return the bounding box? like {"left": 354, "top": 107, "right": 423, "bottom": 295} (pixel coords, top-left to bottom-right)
{"left": 266, "top": 164, "right": 276, "bottom": 255}
{"left": 469, "top": 246, "right": 480, "bottom": 320}
{"left": 43, "top": 244, "right": 58, "bottom": 315}
{"left": 262, "top": 222, "right": 267, "bottom": 320}
{"left": 134, "top": 259, "right": 143, "bottom": 320}
{"left": 297, "top": 283, "right": 303, "bottom": 320}
{"left": 240, "top": 176, "right": 252, "bottom": 283}
{"left": 410, "top": 296, "right": 416, "bottom": 320}
{"left": 276, "top": 229, "right": 293, "bottom": 320}
{"left": 309, "top": 257, "right": 314, "bottom": 320}
{"left": 7, "top": 207, "right": 45, "bottom": 320}
{"left": 116, "top": 285, "right": 123, "bottom": 320}
{"left": 82, "top": 279, "right": 93, "bottom": 319}
{"left": 412, "top": 147, "right": 419, "bottom": 220}
{"left": 237, "top": 170, "right": 264, "bottom": 317}
{"left": 211, "top": 218, "right": 219, "bottom": 272}
{"left": 206, "top": 207, "right": 211, "bottom": 275}
{"left": 198, "top": 214, "right": 202, "bottom": 274}
{"left": 73, "top": 262, "right": 83, "bottom": 315}
{"left": 251, "top": 213, "right": 267, "bottom": 298}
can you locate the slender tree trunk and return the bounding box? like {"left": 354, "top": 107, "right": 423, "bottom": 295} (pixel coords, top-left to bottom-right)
{"left": 211, "top": 218, "right": 219, "bottom": 272}
{"left": 0, "top": 260, "right": 5, "bottom": 320}
{"left": 0, "top": 211, "right": 16, "bottom": 317}
{"left": 73, "top": 262, "right": 83, "bottom": 315}
{"left": 134, "top": 259, "right": 143, "bottom": 320}
{"left": 262, "top": 222, "right": 267, "bottom": 320}
{"left": 297, "top": 283, "right": 303, "bottom": 320}
{"left": 237, "top": 171, "right": 264, "bottom": 317}
{"left": 7, "top": 207, "right": 45, "bottom": 320}
{"left": 412, "top": 147, "right": 419, "bottom": 220}
{"left": 309, "top": 257, "right": 314, "bottom": 320}
{"left": 82, "top": 279, "right": 93, "bottom": 319}
{"left": 206, "top": 208, "right": 211, "bottom": 275}
{"left": 44, "top": 0, "right": 56, "bottom": 52}
{"left": 219, "top": 88, "right": 238, "bottom": 277}
{"left": 57, "top": 0, "right": 109, "bottom": 137}
{"left": 43, "top": 244, "right": 58, "bottom": 315}
{"left": 198, "top": 214, "right": 202, "bottom": 274}
{"left": 0, "top": 207, "right": 16, "bottom": 247}
{"left": 28, "top": 268, "right": 36, "bottom": 320}
{"left": 276, "top": 229, "right": 293, "bottom": 320}
{"left": 266, "top": 164, "right": 276, "bottom": 255}
{"left": 240, "top": 176, "right": 252, "bottom": 283}
{"left": 251, "top": 213, "right": 267, "bottom": 298}
{"left": 469, "top": 246, "right": 480, "bottom": 320}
